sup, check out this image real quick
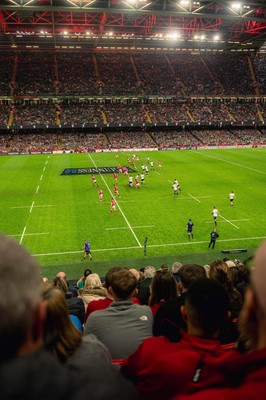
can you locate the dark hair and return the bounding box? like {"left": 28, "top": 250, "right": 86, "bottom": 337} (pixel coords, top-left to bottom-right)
{"left": 110, "top": 269, "right": 137, "bottom": 300}
{"left": 149, "top": 270, "right": 178, "bottom": 306}
{"left": 178, "top": 264, "right": 207, "bottom": 290}
{"left": 185, "top": 279, "right": 230, "bottom": 337}
{"left": 104, "top": 266, "right": 124, "bottom": 289}
{"left": 209, "top": 260, "right": 243, "bottom": 317}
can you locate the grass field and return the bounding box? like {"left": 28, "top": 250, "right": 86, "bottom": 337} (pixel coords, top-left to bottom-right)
{"left": 1, "top": 148, "right": 265, "bottom": 280}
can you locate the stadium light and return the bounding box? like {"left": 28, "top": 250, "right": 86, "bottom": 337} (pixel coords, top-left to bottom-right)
{"left": 231, "top": 2, "right": 242, "bottom": 10}
{"left": 213, "top": 34, "right": 220, "bottom": 41}
{"left": 180, "top": 0, "right": 190, "bottom": 6}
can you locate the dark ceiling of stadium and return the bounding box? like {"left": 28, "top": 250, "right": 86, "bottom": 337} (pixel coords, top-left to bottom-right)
{"left": 0, "top": 0, "right": 266, "bottom": 52}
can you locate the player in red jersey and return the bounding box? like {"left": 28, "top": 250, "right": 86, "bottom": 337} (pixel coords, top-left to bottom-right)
{"left": 109, "top": 198, "right": 116, "bottom": 213}
{"left": 98, "top": 188, "right": 103, "bottom": 202}
{"left": 157, "top": 160, "right": 162, "bottom": 168}
{"left": 92, "top": 175, "right": 98, "bottom": 187}
{"left": 114, "top": 185, "right": 121, "bottom": 197}
{"left": 123, "top": 166, "right": 128, "bottom": 176}
{"left": 118, "top": 164, "right": 123, "bottom": 174}
{"left": 114, "top": 172, "right": 118, "bottom": 182}
{"left": 135, "top": 178, "right": 141, "bottom": 189}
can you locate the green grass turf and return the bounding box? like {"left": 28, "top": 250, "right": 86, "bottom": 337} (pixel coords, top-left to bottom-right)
{"left": 0, "top": 148, "right": 265, "bottom": 280}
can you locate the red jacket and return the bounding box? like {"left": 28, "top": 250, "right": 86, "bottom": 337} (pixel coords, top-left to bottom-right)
{"left": 121, "top": 333, "right": 240, "bottom": 400}
{"left": 172, "top": 347, "right": 266, "bottom": 400}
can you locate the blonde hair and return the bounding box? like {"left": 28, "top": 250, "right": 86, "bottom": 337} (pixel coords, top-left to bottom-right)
{"left": 84, "top": 273, "right": 103, "bottom": 289}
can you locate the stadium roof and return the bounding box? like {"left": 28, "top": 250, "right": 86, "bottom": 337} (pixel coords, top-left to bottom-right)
{"left": 0, "top": 0, "right": 266, "bottom": 52}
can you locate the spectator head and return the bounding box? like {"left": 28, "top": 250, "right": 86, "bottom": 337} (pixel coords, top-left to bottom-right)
{"left": 42, "top": 285, "right": 82, "bottom": 363}
{"left": 149, "top": 270, "right": 178, "bottom": 306}
{"left": 84, "top": 268, "right": 92, "bottom": 278}
{"left": 109, "top": 269, "right": 138, "bottom": 301}
{"left": 52, "top": 276, "right": 71, "bottom": 297}
{"left": 144, "top": 266, "right": 156, "bottom": 279}
{"left": 209, "top": 260, "right": 229, "bottom": 286}
{"left": 178, "top": 264, "right": 207, "bottom": 293}
{"left": 159, "top": 264, "right": 169, "bottom": 271}
{"left": 0, "top": 234, "right": 44, "bottom": 361}
{"left": 182, "top": 279, "right": 230, "bottom": 338}
{"left": 129, "top": 268, "right": 140, "bottom": 281}
{"left": 84, "top": 273, "right": 102, "bottom": 289}
{"left": 56, "top": 271, "right": 67, "bottom": 281}
{"left": 104, "top": 266, "right": 123, "bottom": 289}
{"left": 172, "top": 261, "right": 183, "bottom": 274}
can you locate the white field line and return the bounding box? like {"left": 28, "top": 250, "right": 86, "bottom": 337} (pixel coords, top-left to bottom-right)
{"left": 40, "top": 175, "right": 43, "bottom": 181}
{"left": 220, "top": 214, "right": 239, "bottom": 229}
{"left": 195, "top": 151, "right": 266, "bottom": 175}
{"left": 106, "top": 225, "right": 155, "bottom": 231}
{"left": 187, "top": 193, "right": 201, "bottom": 203}
{"left": 36, "top": 185, "right": 39, "bottom": 194}
{"left": 43, "top": 167, "right": 46, "bottom": 172}
{"left": 10, "top": 232, "right": 49, "bottom": 237}
{"left": 205, "top": 219, "right": 250, "bottom": 224}
{"left": 155, "top": 171, "right": 160, "bottom": 175}
{"left": 11, "top": 204, "right": 53, "bottom": 209}
{"left": 19, "top": 227, "right": 26, "bottom": 244}
{"left": 168, "top": 180, "right": 173, "bottom": 184}
{"left": 88, "top": 154, "right": 142, "bottom": 247}
{"left": 32, "top": 235, "right": 266, "bottom": 257}
{"left": 29, "top": 201, "right": 35, "bottom": 213}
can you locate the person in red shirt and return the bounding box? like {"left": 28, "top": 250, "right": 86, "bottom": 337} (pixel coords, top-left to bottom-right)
{"left": 121, "top": 278, "right": 238, "bottom": 400}
{"left": 114, "top": 185, "right": 121, "bottom": 197}
{"left": 135, "top": 179, "right": 140, "bottom": 189}
{"left": 171, "top": 240, "right": 266, "bottom": 400}
{"left": 118, "top": 164, "right": 123, "bottom": 174}
{"left": 114, "top": 172, "right": 118, "bottom": 183}
{"left": 98, "top": 188, "right": 103, "bottom": 202}
{"left": 109, "top": 198, "right": 116, "bottom": 213}
{"left": 123, "top": 166, "right": 128, "bottom": 176}
{"left": 92, "top": 175, "right": 98, "bottom": 187}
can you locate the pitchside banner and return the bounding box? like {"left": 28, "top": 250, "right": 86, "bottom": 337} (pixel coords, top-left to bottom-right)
{"left": 61, "top": 166, "right": 136, "bottom": 175}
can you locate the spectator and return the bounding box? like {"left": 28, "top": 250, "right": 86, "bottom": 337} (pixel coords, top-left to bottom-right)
{"left": 137, "top": 265, "right": 156, "bottom": 305}
{"left": 56, "top": 271, "right": 78, "bottom": 297}
{"left": 78, "top": 273, "right": 107, "bottom": 312}
{"left": 121, "top": 279, "right": 237, "bottom": 400}
{"left": 0, "top": 233, "right": 137, "bottom": 400}
{"left": 149, "top": 269, "right": 179, "bottom": 316}
{"left": 84, "top": 269, "right": 153, "bottom": 359}
{"left": 42, "top": 284, "right": 111, "bottom": 363}
{"left": 172, "top": 239, "right": 266, "bottom": 400}
{"left": 52, "top": 277, "right": 85, "bottom": 327}
{"left": 153, "top": 264, "right": 207, "bottom": 341}
{"left": 76, "top": 268, "right": 92, "bottom": 289}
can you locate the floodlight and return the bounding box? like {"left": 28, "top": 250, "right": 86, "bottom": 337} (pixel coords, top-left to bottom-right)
{"left": 231, "top": 2, "right": 242, "bottom": 10}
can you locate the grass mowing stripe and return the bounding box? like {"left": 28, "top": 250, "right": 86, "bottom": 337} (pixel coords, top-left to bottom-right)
{"left": 88, "top": 154, "right": 142, "bottom": 247}
{"left": 195, "top": 151, "right": 266, "bottom": 175}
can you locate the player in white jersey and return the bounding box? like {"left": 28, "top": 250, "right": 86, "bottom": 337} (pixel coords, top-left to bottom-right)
{"left": 211, "top": 207, "right": 219, "bottom": 226}
{"left": 229, "top": 191, "right": 235, "bottom": 206}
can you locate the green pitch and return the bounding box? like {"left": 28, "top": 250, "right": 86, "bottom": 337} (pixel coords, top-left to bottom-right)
{"left": 0, "top": 148, "right": 265, "bottom": 280}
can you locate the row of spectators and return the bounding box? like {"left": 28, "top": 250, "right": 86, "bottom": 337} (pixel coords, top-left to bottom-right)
{"left": 1, "top": 129, "right": 265, "bottom": 153}
{"left": 0, "top": 101, "right": 264, "bottom": 126}
{"left": 2, "top": 51, "right": 266, "bottom": 96}
{"left": 5, "top": 230, "right": 266, "bottom": 399}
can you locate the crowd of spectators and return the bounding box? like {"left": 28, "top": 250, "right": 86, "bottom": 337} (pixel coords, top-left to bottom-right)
{"left": 96, "top": 53, "right": 139, "bottom": 95}
{"left": 5, "top": 229, "right": 266, "bottom": 399}
{"left": 1, "top": 100, "right": 263, "bottom": 128}
{"left": 150, "top": 130, "right": 200, "bottom": 148}
{"left": 0, "top": 128, "right": 265, "bottom": 153}
{"left": 106, "top": 131, "right": 157, "bottom": 149}
{"left": 15, "top": 53, "right": 56, "bottom": 96}
{"left": 2, "top": 51, "right": 266, "bottom": 97}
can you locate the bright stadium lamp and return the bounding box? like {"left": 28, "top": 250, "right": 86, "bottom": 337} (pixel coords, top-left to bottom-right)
{"left": 231, "top": 2, "right": 242, "bottom": 10}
